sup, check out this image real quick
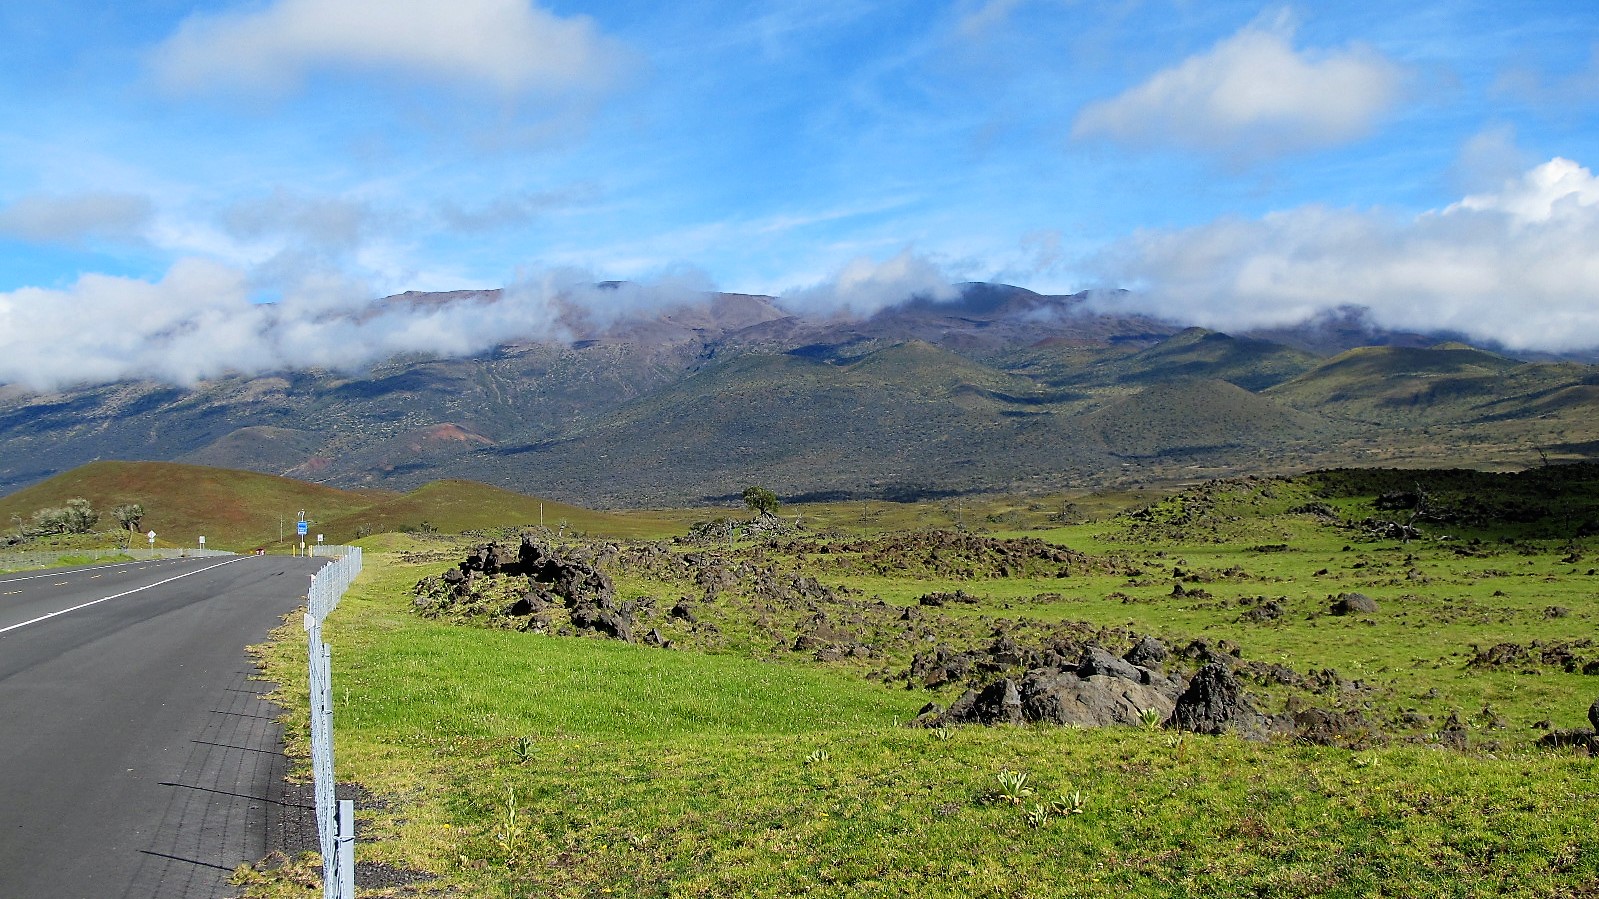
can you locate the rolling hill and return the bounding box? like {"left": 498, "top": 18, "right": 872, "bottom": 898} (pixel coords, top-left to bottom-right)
{"left": 0, "top": 461, "right": 389, "bottom": 549}
{"left": 1266, "top": 344, "right": 1524, "bottom": 421}
{"left": 1083, "top": 379, "right": 1327, "bottom": 460}
{"left": 0, "top": 462, "right": 669, "bottom": 549}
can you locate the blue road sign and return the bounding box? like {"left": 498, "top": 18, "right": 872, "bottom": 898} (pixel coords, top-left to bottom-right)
{"left": 297, "top": 520, "right": 309, "bottom": 536}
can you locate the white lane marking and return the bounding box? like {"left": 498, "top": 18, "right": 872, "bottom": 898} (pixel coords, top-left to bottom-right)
{"left": 0, "top": 557, "right": 249, "bottom": 635}
{"left": 0, "top": 559, "right": 155, "bottom": 586}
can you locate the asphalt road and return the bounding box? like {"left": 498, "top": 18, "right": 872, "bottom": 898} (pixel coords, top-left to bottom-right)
{"left": 0, "top": 554, "right": 323, "bottom": 899}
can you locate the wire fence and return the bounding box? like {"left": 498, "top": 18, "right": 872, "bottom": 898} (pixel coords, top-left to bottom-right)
{"left": 0, "top": 547, "right": 235, "bottom": 571}
{"left": 304, "top": 545, "right": 362, "bottom": 899}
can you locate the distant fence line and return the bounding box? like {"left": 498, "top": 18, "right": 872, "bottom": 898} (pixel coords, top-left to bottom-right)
{"left": 0, "top": 547, "right": 235, "bottom": 570}
{"left": 305, "top": 545, "right": 362, "bottom": 899}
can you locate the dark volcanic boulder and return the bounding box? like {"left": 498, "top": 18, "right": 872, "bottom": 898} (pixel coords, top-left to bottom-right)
{"left": 1019, "top": 669, "right": 1175, "bottom": 727}
{"left": 936, "top": 650, "right": 1181, "bottom": 728}
{"left": 1330, "top": 593, "right": 1379, "bottom": 615}
{"left": 943, "top": 680, "right": 1024, "bottom": 725}
{"left": 1078, "top": 646, "right": 1143, "bottom": 682}
{"left": 1591, "top": 696, "right": 1599, "bottom": 732}
{"left": 483, "top": 543, "right": 507, "bottom": 575}
{"left": 1167, "top": 662, "right": 1258, "bottom": 735}
{"left": 972, "top": 679, "right": 1024, "bottom": 725}
{"left": 571, "top": 603, "right": 633, "bottom": 642}
{"left": 908, "top": 646, "right": 982, "bottom": 688}
{"left": 513, "top": 536, "right": 545, "bottom": 575}
{"left": 1123, "top": 635, "right": 1169, "bottom": 669}
{"left": 1241, "top": 601, "right": 1285, "bottom": 622}
{"left": 1292, "top": 707, "right": 1368, "bottom": 747}
{"left": 506, "top": 590, "right": 548, "bottom": 617}
{"left": 1536, "top": 729, "right": 1599, "bottom": 752}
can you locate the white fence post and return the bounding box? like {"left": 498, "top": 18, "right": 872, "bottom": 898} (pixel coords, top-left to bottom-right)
{"left": 304, "top": 545, "right": 362, "bottom": 897}
{"left": 337, "top": 799, "right": 356, "bottom": 897}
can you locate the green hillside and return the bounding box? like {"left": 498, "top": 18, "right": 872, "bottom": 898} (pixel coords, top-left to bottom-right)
{"left": 0, "top": 462, "right": 675, "bottom": 550}
{"left": 1084, "top": 379, "right": 1328, "bottom": 459}
{"left": 0, "top": 460, "right": 389, "bottom": 549}
{"left": 1267, "top": 344, "right": 1525, "bottom": 422}
{"left": 1111, "top": 328, "right": 1322, "bottom": 391}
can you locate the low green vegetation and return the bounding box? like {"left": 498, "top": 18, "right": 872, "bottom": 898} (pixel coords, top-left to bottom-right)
{"left": 243, "top": 466, "right": 1599, "bottom": 898}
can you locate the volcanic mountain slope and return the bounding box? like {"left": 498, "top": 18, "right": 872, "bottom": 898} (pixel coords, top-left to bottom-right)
{"left": 1, "top": 283, "right": 1596, "bottom": 504}
{"left": 450, "top": 340, "right": 1112, "bottom": 506}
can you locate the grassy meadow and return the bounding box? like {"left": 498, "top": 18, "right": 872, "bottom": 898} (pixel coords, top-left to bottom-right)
{"left": 239, "top": 467, "right": 1599, "bottom": 898}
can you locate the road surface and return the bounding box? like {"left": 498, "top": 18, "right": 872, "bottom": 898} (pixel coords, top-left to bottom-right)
{"left": 0, "top": 554, "right": 322, "bottom": 898}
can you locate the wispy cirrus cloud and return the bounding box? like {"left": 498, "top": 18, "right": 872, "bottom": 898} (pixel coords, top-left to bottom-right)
{"left": 436, "top": 185, "right": 601, "bottom": 233}
{"left": 1073, "top": 14, "right": 1407, "bottom": 161}
{"left": 1086, "top": 157, "right": 1599, "bottom": 351}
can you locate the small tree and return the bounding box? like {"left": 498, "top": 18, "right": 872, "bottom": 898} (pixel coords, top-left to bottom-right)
{"left": 63, "top": 498, "right": 98, "bottom": 533}
{"left": 741, "top": 485, "right": 780, "bottom": 516}
{"left": 112, "top": 503, "right": 145, "bottom": 533}
{"left": 23, "top": 498, "right": 98, "bottom": 536}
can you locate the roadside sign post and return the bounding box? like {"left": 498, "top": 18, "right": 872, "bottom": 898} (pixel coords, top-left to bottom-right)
{"left": 297, "top": 515, "right": 309, "bottom": 557}
{"left": 146, "top": 530, "right": 155, "bottom": 550}
{"left": 198, "top": 536, "right": 205, "bottom": 548}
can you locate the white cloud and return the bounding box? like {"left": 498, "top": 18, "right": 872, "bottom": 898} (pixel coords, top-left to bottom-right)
{"left": 1086, "top": 158, "right": 1599, "bottom": 352}
{"left": 1072, "top": 16, "right": 1406, "bottom": 160}
{"left": 0, "top": 192, "right": 152, "bottom": 244}
{"left": 149, "top": 0, "right": 631, "bottom": 97}
{"left": 0, "top": 258, "right": 725, "bottom": 392}
{"left": 779, "top": 249, "right": 959, "bottom": 319}
{"left": 1449, "top": 156, "right": 1599, "bottom": 223}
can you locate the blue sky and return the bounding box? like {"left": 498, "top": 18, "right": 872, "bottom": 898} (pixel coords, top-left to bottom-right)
{"left": 1, "top": 1, "right": 1597, "bottom": 388}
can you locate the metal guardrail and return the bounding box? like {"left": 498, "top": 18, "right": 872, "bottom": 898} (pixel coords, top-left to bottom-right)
{"left": 0, "top": 547, "right": 234, "bottom": 570}
{"left": 304, "top": 545, "right": 362, "bottom": 899}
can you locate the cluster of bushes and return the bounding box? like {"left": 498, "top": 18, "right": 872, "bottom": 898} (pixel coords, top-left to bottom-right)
{"left": 8, "top": 499, "right": 143, "bottom": 540}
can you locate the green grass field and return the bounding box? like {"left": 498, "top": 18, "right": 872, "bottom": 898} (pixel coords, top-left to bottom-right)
{"left": 241, "top": 468, "right": 1599, "bottom": 898}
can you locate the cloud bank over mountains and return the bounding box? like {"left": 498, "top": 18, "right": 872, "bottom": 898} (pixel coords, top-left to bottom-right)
{"left": 779, "top": 250, "right": 960, "bottom": 320}
{"left": 0, "top": 248, "right": 969, "bottom": 391}
{"left": 1086, "top": 158, "right": 1599, "bottom": 352}
{"left": 0, "top": 262, "right": 697, "bottom": 392}
{"left": 4, "top": 155, "right": 1599, "bottom": 392}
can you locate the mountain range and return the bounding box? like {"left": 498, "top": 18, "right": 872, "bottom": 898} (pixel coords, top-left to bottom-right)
{"left": 3, "top": 283, "right": 1596, "bottom": 506}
